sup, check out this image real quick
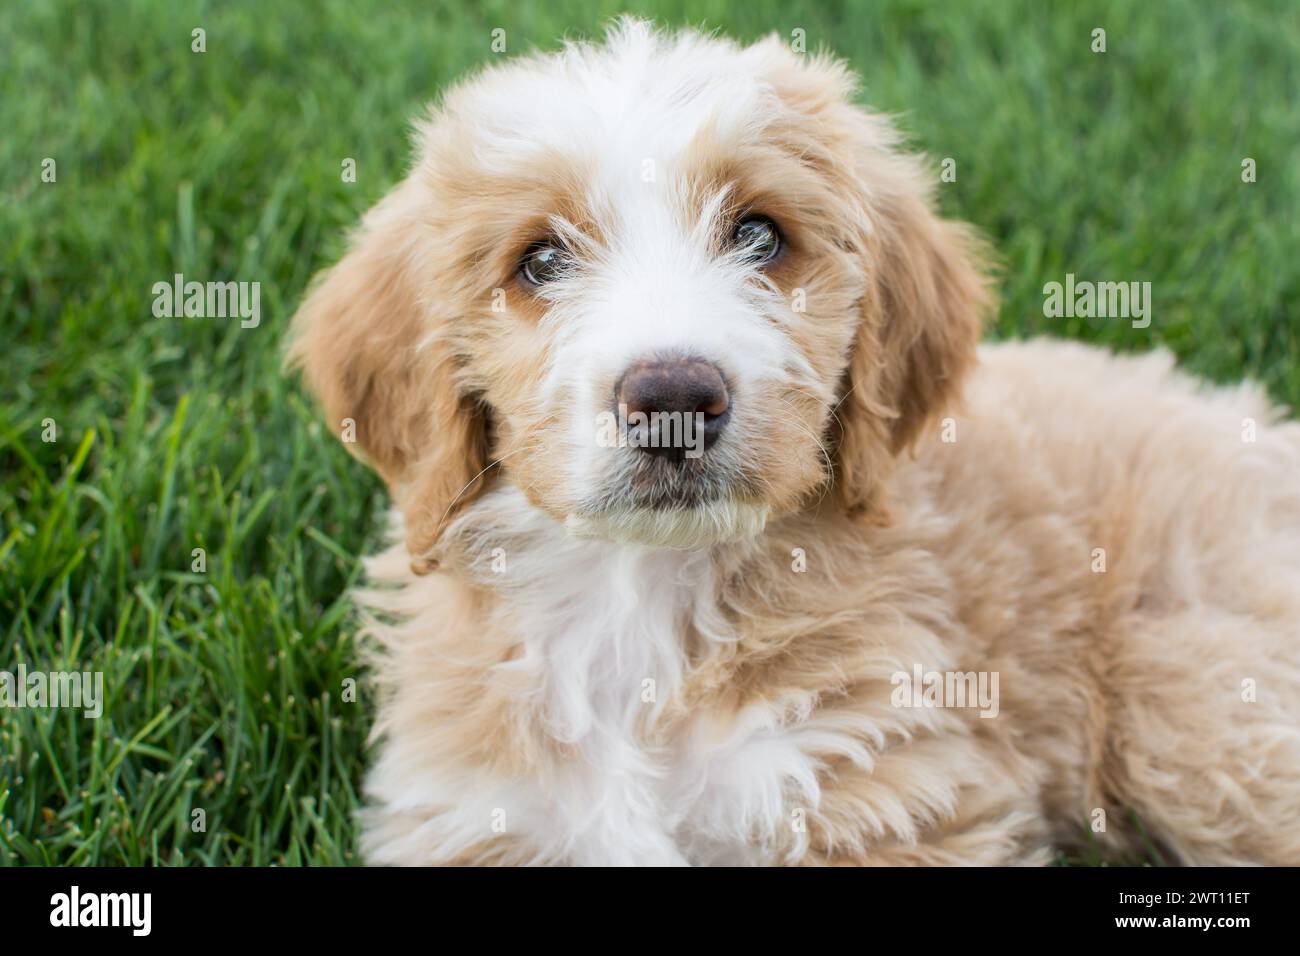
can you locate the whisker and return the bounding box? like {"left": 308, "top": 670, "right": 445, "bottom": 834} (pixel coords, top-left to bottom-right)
{"left": 772, "top": 397, "right": 837, "bottom": 508}
{"left": 433, "top": 444, "right": 531, "bottom": 536}
{"left": 783, "top": 383, "right": 848, "bottom": 436}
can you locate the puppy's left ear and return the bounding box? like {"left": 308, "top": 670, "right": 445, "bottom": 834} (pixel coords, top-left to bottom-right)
{"left": 835, "top": 171, "right": 992, "bottom": 518}
{"left": 764, "top": 49, "right": 994, "bottom": 517}
{"left": 751, "top": 41, "right": 991, "bottom": 517}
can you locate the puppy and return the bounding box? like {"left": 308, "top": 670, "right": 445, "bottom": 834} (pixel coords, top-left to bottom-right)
{"left": 288, "top": 19, "right": 1300, "bottom": 865}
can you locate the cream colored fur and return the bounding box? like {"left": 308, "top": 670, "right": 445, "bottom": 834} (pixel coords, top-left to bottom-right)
{"left": 287, "top": 22, "right": 1300, "bottom": 865}
{"left": 352, "top": 341, "right": 1300, "bottom": 865}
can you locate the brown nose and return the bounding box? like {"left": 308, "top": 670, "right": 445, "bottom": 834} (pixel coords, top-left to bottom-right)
{"left": 615, "top": 357, "right": 730, "bottom": 460}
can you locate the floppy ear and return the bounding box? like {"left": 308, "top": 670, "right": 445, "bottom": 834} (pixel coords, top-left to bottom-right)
{"left": 832, "top": 170, "right": 992, "bottom": 517}
{"left": 750, "top": 41, "right": 992, "bottom": 519}
{"left": 286, "top": 178, "right": 488, "bottom": 572}
{"left": 826, "top": 124, "right": 987, "bottom": 522}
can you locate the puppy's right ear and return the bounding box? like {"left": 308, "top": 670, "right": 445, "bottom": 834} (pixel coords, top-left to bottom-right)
{"left": 286, "top": 178, "right": 488, "bottom": 573}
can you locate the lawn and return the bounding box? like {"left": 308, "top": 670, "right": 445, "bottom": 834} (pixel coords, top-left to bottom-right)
{"left": 1, "top": 0, "right": 1296, "bottom": 865}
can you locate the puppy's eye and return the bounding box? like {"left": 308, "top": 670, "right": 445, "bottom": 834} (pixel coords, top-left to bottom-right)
{"left": 731, "top": 216, "right": 782, "bottom": 264}
{"left": 519, "top": 242, "right": 568, "bottom": 286}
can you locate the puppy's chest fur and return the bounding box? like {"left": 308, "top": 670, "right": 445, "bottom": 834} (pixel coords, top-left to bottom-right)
{"left": 463, "top": 504, "right": 820, "bottom": 866}
{"left": 360, "top": 490, "right": 945, "bottom": 866}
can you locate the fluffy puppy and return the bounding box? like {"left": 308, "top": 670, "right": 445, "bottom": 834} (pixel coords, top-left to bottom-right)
{"left": 288, "top": 20, "right": 1300, "bottom": 865}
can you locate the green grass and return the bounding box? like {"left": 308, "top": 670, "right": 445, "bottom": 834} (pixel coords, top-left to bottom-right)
{"left": 2, "top": 0, "right": 1297, "bottom": 865}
